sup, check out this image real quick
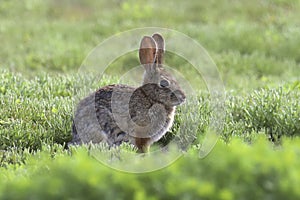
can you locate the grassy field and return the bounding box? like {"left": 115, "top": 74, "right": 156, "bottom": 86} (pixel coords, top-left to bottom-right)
{"left": 0, "top": 0, "right": 300, "bottom": 199}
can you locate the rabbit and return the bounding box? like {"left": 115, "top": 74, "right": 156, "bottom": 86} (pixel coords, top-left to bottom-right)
{"left": 70, "top": 33, "right": 186, "bottom": 153}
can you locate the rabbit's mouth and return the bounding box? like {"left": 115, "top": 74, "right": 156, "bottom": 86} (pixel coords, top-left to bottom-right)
{"left": 170, "top": 90, "right": 186, "bottom": 106}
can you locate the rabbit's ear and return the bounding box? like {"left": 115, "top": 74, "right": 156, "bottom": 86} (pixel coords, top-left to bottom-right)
{"left": 139, "top": 36, "right": 157, "bottom": 68}
{"left": 152, "top": 33, "right": 164, "bottom": 65}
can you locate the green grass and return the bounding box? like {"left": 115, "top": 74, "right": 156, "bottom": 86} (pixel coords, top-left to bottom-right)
{"left": 0, "top": 0, "right": 300, "bottom": 199}
{"left": 1, "top": 0, "right": 299, "bottom": 87}
{"left": 1, "top": 137, "right": 300, "bottom": 200}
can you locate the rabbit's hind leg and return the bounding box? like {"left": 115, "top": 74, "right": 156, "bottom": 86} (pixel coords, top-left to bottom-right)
{"left": 135, "top": 138, "right": 151, "bottom": 153}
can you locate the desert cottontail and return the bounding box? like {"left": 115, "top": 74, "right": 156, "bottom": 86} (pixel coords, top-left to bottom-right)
{"left": 71, "top": 33, "right": 186, "bottom": 153}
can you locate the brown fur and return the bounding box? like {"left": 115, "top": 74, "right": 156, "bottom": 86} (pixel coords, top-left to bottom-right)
{"left": 70, "top": 33, "right": 186, "bottom": 153}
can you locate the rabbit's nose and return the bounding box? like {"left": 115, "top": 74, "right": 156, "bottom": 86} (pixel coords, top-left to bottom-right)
{"left": 171, "top": 90, "right": 186, "bottom": 105}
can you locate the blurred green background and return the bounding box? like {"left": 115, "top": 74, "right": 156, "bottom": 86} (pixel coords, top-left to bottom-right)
{"left": 0, "top": 0, "right": 300, "bottom": 199}
{"left": 1, "top": 0, "right": 300, "bottom": 89}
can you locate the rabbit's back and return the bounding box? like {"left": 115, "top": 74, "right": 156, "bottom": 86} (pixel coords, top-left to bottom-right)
{"left": 71, "top": 84, "right": 135, "bottom": 146}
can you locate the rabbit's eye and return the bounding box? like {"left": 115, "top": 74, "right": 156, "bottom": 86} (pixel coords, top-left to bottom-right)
{"left": 160, "top": 79, "right": 169, "bottom": 88}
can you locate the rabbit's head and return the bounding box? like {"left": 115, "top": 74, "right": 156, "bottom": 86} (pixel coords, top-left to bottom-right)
{"left": 138, "top": 33, "right": 186, "bottom": 107}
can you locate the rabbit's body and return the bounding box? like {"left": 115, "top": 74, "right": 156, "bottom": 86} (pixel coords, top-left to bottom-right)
{"left": 72, "top": 83, "right": 177, "bottom": 150}
{"left": 71, "top": 33, "right": 186, "bottom": 152}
